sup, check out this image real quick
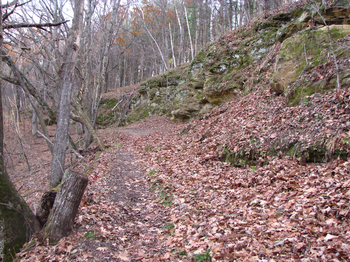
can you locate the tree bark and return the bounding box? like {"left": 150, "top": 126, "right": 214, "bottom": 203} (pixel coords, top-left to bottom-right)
{"left": 169, "top": 23, "right": 177, "bottom": 68}
{"left": 50, "top": 0, "right": 84, "bottom": 188}
{"left": 174, "top": 3, "right": 184, "bottom": 64}
{"left": 184, "top": 3, "right": 194, "bottom": 61}
{"left": 70, "top": 107, "right": 105, "bottom": 151}
{"left": 139, "top": 7, "right": 168, "bottom": 71}
{"left": 31, "top": 102, "right": 38, "bottom": 136}
{"left": 44, "top": 170, "right": 88, "bottom": 244}
{"left": 80, "top": 0, "right": 97, "bottom": 149}
{"left": 210, "top": 0, "right": 215, "bottom": 42}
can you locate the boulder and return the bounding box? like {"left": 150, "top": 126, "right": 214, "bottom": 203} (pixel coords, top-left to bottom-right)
{"left": 276, "top": 11, "right": 311, "bottom": 42}
{"left": 170, "top": 92, "right": 210, "bottom": 122}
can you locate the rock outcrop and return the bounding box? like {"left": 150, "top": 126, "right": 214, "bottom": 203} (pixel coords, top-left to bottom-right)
{"left": 126, "top": 1, "right": 350, "bottom": 123}
{"left": 272, "top": 24, "right": 350, "bottom": 94}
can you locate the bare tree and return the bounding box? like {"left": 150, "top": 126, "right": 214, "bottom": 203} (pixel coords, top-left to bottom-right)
{"left": 184, "top": 1, "right": 194, "bottom": 60}
{"left": 138, "top": 5, "right": 168, "bottom": 71}
{"left": 210, "top": 0, "right": 215, "bottom": 42}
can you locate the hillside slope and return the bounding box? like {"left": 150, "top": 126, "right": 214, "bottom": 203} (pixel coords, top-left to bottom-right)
{"left": 115, "top": 0, "right": 350, "bottom": 166}
{"left": 12, "top": 1, "right": 350, "bottom": 261}
{"left": 129, "top": 87, "right": 350, "bottom": 261}
{"left": 127, "top": 0, "right": 350, "bottom": 124}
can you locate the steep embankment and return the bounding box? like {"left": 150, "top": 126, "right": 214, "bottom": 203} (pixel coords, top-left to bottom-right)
{"left": 108, "top": 0, "right": 350, "bottom": 165}
{"left": 127, "top": 0, "right": 350, "bottom": 126}
{"left": 129, "top": 87, "right": 350, "bottom": 261}
{"left": 68, "top": 1, "right": 350, "bottom": 260}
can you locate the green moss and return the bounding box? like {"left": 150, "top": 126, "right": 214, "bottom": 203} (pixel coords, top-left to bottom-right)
{"left": 0, "top": 162, "right": 38, "bottom": 262}
{"left": 196, "top": 93, "right": 204, "bottom": 99}
{"left": 127, "top": 106, "right": 152, "bottom": 123}
{"left": 99, "top": 98, "right": 118, "bottom": 109}
{"left": 192, "top": 250, "right": 211, "bottom": 262}
{"left": 281, "top": 27, "right": 349, "bottom": 70}
{"left": 287, "top": 81, "right": 333, "bottom": 106}
{"left": 96, "top": 111, "right": 116, "bottom": 127}
{"left": 255, "top": 21, "right": 280, "bottom": 31}
{"left": 220, "top": 135, "right": 347, "bottom": 167}
{"left": 281, "top": 26, "right": 350, "bottom": 105}
{"left": 159, "top": 190, "right": 173, "bottom": 207}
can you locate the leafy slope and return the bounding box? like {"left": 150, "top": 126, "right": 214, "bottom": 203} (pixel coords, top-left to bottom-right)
{"left": 16, "top": 87, "right": 350, "bottom": 261}
{"left": 130, "top": 87, "right": 350, "bottom": 260}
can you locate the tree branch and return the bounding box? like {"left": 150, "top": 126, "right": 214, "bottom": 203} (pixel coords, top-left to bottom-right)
{"left": 2, "top": 0, "right": 19, "bottom": 9}
{"left": 3, "top": 20, "right": 69, "bottom": 30}
{"left": 3, "top": 1, "right": 31, "bottom": 21}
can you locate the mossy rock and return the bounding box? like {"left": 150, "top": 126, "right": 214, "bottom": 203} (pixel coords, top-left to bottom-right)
{"left": 255, "top": 21, "right": 281, "bottom": 31}
{"left": 130, "top": 2, "right": 350, "bottom": 124}
{"left": 288, "top": 71, "right": 350, "bottom": 106}
{"left": 221, "top": 141, "right": 348, "bottom": 167}
{"left": 99, "top": 97, "right": 118, "bottom": 109}
{"left": 96, "top": 97, "right": 120, "bottom": 127}
{"left": 272, "top": 25, "right": 350, "bottom": 95}
{"left": 313, "top": 0, "right": 350, "bottom": 25}
{"left": 276, "top": 11, "right": 311, "bottom": 42}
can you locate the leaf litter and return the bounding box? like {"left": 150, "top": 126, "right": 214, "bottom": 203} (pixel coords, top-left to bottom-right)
{"left": 10, "top": 86, "right": 350, "bottom": 261}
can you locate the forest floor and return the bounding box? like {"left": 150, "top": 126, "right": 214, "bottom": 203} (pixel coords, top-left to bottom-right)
{"left": 5, "top": 86, "right": 350, "bottom": 262}
{"left": 6, "top": 114, "right": 183, "bottom": 261}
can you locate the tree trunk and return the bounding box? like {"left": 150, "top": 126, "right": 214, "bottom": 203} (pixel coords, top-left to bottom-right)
{"left": 174, "top": 3, "right": 184, "bottom": 64}
{"left": 70, "top": 107, "right": 105, "bottom": 151}
{"left": 86, "top": 0, "right": 122, "bottom": 149}
{"left": 44, "top": 170, "right": 88, "bottom": 244}
{"left": 139, "top": 7, "right": 168, "bottom": 71}
{"left": 0, "top": 7, "right": 41, "bottom": 260}
{"left": 80, "top": 0, "right": 97, "bottom": 149}
{"left": 16, "top": 86, "right": 21, "bottom": 123}
{"left": 184, "top": 3, "right": 194, "bottom": 61}
{"left": 50, "top": 0, "right": 84, "bottom": 188}
{"left": 169, "top": 23, "right": 177, "bottom": 68}
{"left": 210, "top": 0, "right": 215, "bottom": 42}
{"left": 32, "top": 103, "right": 38, "bottom": 136}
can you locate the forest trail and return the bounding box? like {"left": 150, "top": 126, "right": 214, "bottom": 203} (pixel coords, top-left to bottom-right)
{"left": 13, "top": 87, "right": 350, "bottom": 261}
{"left": 16, "top": 116, "right": 183, "bottom": 261}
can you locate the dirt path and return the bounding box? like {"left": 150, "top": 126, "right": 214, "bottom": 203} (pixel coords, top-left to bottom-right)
{"left": 17, "top": 116, "right": 178, "bottom": 261}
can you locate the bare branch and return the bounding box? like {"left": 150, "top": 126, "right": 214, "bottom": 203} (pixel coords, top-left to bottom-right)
{"left": 1, "top": 50, "right": 57, "bottom": 121}
{"left": 36, "top": 131, "right": 54, "bottom": 146}
{"left": 2, "top": 0, "right": 19, "bottom": 9}
{"left": 3, "top": 1, "right": 32, "bottom": 21}
{"left": 3, "top": 20, "right": 69, "bottom": 30}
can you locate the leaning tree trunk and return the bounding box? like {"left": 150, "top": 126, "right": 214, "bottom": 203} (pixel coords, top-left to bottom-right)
{"left": 50, "top": 0, "right": 84, "bottom": 188}
{"left": 44, "top": 170, "right": 88, "bottom": 244}
{"left": 31, "top": 106, "right": 38, "bottom": 136}
{"left": 0, "top": 7, "right": 41, "bottom": 260}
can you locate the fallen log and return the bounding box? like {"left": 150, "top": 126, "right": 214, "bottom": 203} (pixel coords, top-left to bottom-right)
{"left": 44, "top": 170, "right": 88, "bottom": 244}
